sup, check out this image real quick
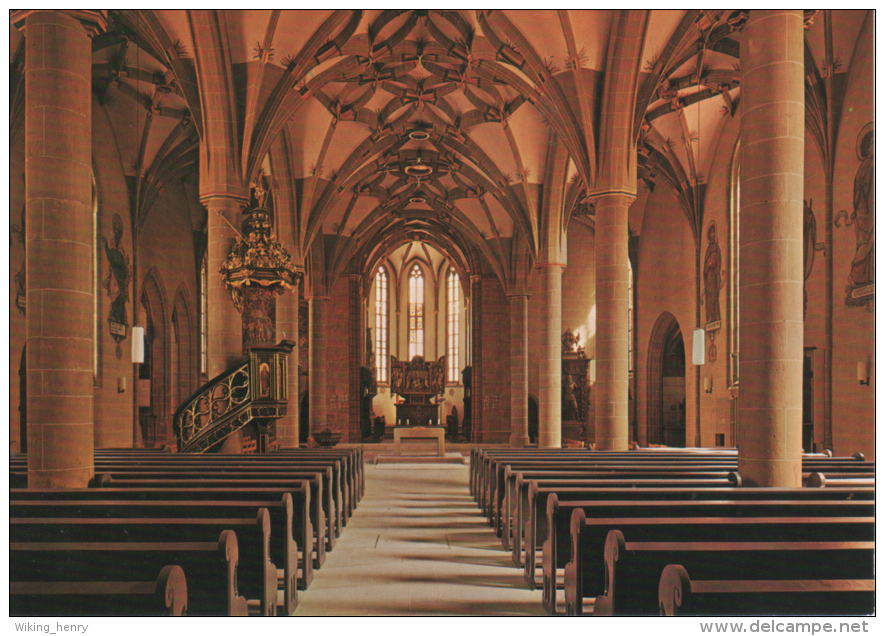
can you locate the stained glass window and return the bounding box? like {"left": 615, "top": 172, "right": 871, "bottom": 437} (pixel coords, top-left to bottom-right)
{"left": 408, "top": 264, "right": 424, "bottom": 359}
{"left": 374, "top": 266, "right": 389, "bottom": 382}
{"left": 447, "top": 268, "right": 460, "bottom": 382}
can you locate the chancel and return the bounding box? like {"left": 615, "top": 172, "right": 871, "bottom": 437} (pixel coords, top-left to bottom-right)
{"left": 8, "top": 9, "right": 875, "bottom": 617}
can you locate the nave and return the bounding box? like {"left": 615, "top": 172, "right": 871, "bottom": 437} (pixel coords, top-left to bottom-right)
{"left": 293, "top": 460, "right": 545, "bottom": 616}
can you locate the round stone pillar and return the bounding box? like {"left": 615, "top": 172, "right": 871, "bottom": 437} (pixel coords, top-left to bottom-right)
{"left": 508, "top": 294, "right": 530, "bottom": 447}
{"left": 538, "top": 264, "right": 563, "bottom": 448}
{"left": 275, "top": 282, "right": 301, "bottom": 448}
{"left": 738, "top": 10, "right": 805, "bottom": 487}
{"left": 24, "top": 11, "right": 95, "bottom": 488}
{"left": 308, "top": 296, "right": 329, "bottom": 435}
{"left": 594, "top": 192, "right": 633, "bottom": 451}
{"left": 204, "top": 194, "right": 247, "bottom": 377}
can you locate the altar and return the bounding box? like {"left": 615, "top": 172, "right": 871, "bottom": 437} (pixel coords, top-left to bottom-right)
{"left": 393, "top": 426, "right": 446, "bottom": 457}
{"left": 390, "top": 355, "right": 445, "bottom": 427}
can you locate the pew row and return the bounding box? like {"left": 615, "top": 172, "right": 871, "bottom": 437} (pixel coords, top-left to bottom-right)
{"left": 11, "top": 509, "right": 280, "bottom": 616}
{"left": 11, "top": 487, "right": 313, "bottom": 600}
{"left": 569, "top": 507, "right": 875, "bottom": 615}
{"left": 11, "top": 530, "right": 248, "bottom": 616}
{"left": 658, "top": 563, "right": 875, "bottom": 616}
{"left": 10, "top": 564, "right": 187, "bottom": 616}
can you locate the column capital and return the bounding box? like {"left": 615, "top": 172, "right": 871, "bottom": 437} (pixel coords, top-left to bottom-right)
{"left": 534, "top": 261, "right": 566, "bottom": 271}
{"left": 506, "top": 292, "right": 531, "bottom": 301}
{"left": 200, "top": 191, "right": 250, "bottom": 208}
{"left": 587, "top": 190, "right": 637, "bottom": 207}
{"left": 12, "top": 10, "right": 108, "bottom": 37}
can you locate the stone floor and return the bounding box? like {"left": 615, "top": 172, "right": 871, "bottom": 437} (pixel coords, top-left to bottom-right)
{"left": 292, "top": 461, "right": 546, "bottom": 616}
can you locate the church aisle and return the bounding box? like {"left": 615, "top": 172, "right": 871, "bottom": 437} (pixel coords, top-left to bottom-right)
{"left": 293, "top": 460, "right": 546, "bottom": 616}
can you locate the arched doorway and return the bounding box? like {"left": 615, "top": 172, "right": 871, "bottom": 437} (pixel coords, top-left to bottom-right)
{"left": 646, "top": 312, "right": 686, "bottom": 447}
{"left": 140, "top": 270, "right": 168, "bottom": 447}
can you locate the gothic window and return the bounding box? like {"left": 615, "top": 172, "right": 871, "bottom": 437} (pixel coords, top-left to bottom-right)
{"left": 408, "top": 264, "right": 425, "bottom": 359}
{"left": 628, "top": 259, "right": 634, "bottom": 374}
{"left": 446, "top": 268, "right": 460, "bottom": 383}
{"left": 200, "top": 254, "right": 208, "bottom": 376}
{"left": 375, "top": 266, "right": 389, "bottom": 383}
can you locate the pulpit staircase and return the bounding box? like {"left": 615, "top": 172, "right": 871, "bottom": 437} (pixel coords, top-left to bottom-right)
{"left": 173, "top": 341, "right": 295, "bottom": 453}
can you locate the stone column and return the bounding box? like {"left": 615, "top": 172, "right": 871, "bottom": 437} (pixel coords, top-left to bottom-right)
{"left": 24, "top": 10, "right": 97, "bottom": 488}
{"left": 738, "top": 9, "right": 805, "bottom": 487}
{"left": 508, "top": 294, "right": 530, "bottom": 447}
{"left": 349, "top": 275, "right": 362, "bottom": 442}
{"left": 538, "top": 264, "right": 563, "bottom": 448}
{"left": 204, "top": 193, "right": 247, "bottom": 377}
{"left": 469, "top": 275, "right": 483, "bottom": 441}
{"left": 275, "top": 281, "right": 301, "bottom": 448}
{"left": 308, "top": 296, "right": 329, "bottom": 435}
{"left": 594, "top": 192, "right": 633, "bottom": 451}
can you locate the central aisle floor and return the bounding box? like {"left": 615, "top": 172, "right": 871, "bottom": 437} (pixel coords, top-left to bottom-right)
{"left": 293, "top": 461, "right": 547, "bottom": 616}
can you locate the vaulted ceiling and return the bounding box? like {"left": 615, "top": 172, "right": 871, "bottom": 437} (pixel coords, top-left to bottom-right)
{"left": 8, "top": 10, "right": 869, "bottom": 287}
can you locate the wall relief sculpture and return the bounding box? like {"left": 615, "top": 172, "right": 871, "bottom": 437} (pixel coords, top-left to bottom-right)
{"left": 10, "top": 199, "right": 25, "bottom": 315}
{"left": 835, "top": 122, "right": 875, "bottom": 312}
{"left": 702, "top": 222, "right": 723, "bottom": 362}
{"left": 803, "top": 198, "right": 826, "bottom": 318}
{"left": 103, "top": 213, "right": 132, "bottom": 358}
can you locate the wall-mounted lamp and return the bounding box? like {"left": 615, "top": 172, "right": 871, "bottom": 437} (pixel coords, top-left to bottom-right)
{"left": 704, "top": 377, "right": 713, "bottom": 394}
{"left": 117, "top": 377, "right": 127, "bottom": 394}
{"left": 132, "top": 325, "right": 145, "bottom": 364}
{"left": 589, "top": 359, "right": 597, "bottom": 384}
{"left": 692, "top": 328, "right": 706, "bottom": 366}
{"left": 857, "top": 361, "right": 870, "bottom": 386}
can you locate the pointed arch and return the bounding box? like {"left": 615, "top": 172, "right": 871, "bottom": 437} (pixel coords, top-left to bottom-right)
{"left": 172, "top": 283, "right": 197, "bottom": 411}
{"left": 646, "top": 311, "right": 683, "bottom": 445}
{"left": 140, "top": 267, "right": 170, "bottom": 446}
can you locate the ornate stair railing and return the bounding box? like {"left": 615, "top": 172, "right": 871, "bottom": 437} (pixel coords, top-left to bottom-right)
{"left": 174, "top": 340, "right": 295, "bottom": 453}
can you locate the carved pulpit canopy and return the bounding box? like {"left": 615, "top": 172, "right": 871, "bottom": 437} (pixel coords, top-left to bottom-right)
{"left": 220, "top": 204, "right": 302, "bottom": 310}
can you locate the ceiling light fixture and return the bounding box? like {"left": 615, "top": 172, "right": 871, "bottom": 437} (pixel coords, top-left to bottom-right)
{"left": 409, "top": 130, "right": 431, "bottom": 141}
{"left": 404, "top": 159, "right": 433, "bottom": 178}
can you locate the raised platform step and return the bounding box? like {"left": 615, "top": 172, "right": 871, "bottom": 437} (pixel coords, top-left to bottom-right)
{"left": 373, "top": 452, "right": 469, "bottom": 465}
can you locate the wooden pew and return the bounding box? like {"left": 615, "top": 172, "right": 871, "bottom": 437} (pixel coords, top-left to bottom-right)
{"left": 470, "top": 446, "right": 869, "bottom": 507}
{"left": 523, "top": 477, "right": 737, "bottom": 590}
{"left": 90, "top": 453, "right": 356, "bottom": 525}
{"left": 11, "top": 510, "right": 279, "bottom": 616}
{"left": 88, "top": 464, "right": 341, "bottom": 548}
{"left": 273, "top": 447, "right": 365, "bottom": 510}
{"left": 480, "top": 452, "right": 871, "bottom": 528}
{"left": 11, "top": 487, "right": 314, "bottom": 598}
{"left": 497, "top": 464, "right": 736, "bottom": 544}
{"left": 659, "top": 563, "right": 875, "bottom": 616}
{"left": 11, "top": 448, "right": 363, "bottom": 525}
{"left": 95, "top": 470, "right": 333, "bottom": 559}
{"left": 573, "top": 505, "right": 875, "bottom": 616}
{"left": 11, "top": 564, "right": 187, "bottom": 616}
{"left": 11, "top": 530, "right": 249, "bottom": 616}
{"left": 542, "top": 490, "right": 875, "bottom": 613}
{"left": 512, "top": 468, "right": 873, "bottom": 571}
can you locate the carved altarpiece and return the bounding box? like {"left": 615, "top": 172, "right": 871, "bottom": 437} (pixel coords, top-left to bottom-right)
{"left": 561, "top": 329, "right": 591, "bottom": 442}
{"left": 390, "top": 355, "right": 446, "bottom": 426}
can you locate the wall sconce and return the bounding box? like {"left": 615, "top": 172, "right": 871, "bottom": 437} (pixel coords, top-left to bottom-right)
{"left": 857, "top": 361, "right": 870, "bottom": 386}
{"left": 692, "top": 328, "right": 705, "bottom": 365}
{"left": 117, "top": 377, "right": 127, "bottom": 394}
{"left": 132, "top": 326, "right": 145, "bottom": 364}
{"left": 589, "top": 359, "right": 597, "bottom": 384}
{"left": 704, "top": 377, "right": 713, "bottom": 394}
